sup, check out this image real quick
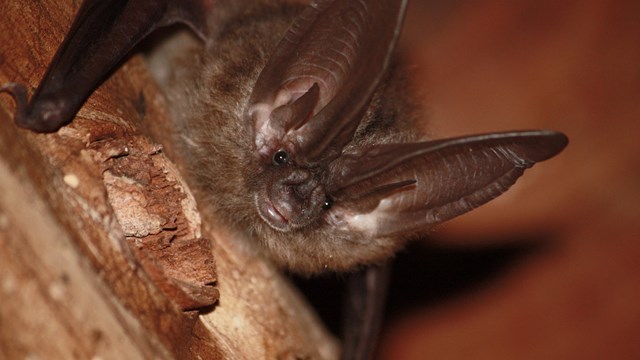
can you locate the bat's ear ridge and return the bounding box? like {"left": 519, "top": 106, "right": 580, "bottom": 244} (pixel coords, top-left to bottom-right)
{"left": 329, "top": 131, "right": 568, "bottom": 238}
{"left": 270, "top": 83, "right": 320, "bottom": 132}
{"left": 247, "top": 0, "right": 408, "bottom": 163}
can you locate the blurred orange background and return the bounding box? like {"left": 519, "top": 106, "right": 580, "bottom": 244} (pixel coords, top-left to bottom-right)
{"left": 380, "top": 0, "right": 640, "bottom": 359}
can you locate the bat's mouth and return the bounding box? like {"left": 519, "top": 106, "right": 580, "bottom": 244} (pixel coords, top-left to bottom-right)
{"left": 255, "top": 193, "right": 290, "bottom": 232}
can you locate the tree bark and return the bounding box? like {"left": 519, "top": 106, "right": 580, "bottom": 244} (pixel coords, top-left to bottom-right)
{"left": 0, "top": 1, "right": 337, "bottom": 359}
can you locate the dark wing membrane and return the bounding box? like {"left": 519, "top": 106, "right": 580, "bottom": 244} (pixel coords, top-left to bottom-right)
{"left": 2, "top": 0, "right": 211, "bottom": 132}
{"left": 328, "top": 131, "right": 568, "bottom": 238}
{"left": 341, "top": 263, "right": 391, "bottom": 360}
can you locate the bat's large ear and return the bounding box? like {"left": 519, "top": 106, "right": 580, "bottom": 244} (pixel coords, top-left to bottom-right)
{"left": 1, "top": 0, "right": 211, "bottom": 132}
{"left": 246, "top": 0, "right": 408, "bottom": 163}
{"left": 326, "top": 131, "right": 568, "bottom": 238}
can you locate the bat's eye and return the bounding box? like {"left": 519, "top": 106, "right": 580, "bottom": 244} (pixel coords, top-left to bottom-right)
{"left": 322, "top": 196, "right": 333, "bottom": 210}
{"left": 273, "top": 150, "right": 289, "bottom": 165}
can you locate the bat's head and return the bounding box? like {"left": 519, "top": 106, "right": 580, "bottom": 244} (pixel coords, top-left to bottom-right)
{"left": 232, "top": 0, "right": 568, "bottom": 274}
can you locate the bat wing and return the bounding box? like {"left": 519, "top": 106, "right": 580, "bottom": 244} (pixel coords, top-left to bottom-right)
{"left": 1, "top": 0, "right": 212, "bottom": 132}
{"left": 326, "top": 131, "right": 569, "bottom": 238}
{"left": 342, "top": 263, "right": 391, "bottom": 360}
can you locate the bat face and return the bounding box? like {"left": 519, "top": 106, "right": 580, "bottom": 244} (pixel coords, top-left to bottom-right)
{"left": 252, "top": 137, "right": 331, "bottom": 232}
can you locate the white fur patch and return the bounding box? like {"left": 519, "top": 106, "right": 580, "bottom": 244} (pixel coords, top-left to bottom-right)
{"left": 336, "top": 198, "right": 395, "bottom": 237}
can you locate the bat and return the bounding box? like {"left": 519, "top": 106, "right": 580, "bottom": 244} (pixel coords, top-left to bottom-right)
{"left": 0, "top": 0, "right": 568, "bottom": 358}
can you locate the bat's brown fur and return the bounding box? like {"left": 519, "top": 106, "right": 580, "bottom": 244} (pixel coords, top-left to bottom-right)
{"left": 157, "top": 3, "right": 425, "bottom": 274}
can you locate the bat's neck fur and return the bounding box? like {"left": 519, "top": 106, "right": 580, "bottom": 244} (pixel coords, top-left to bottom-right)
{"left": 153, "top": 3, "right": 425, "bottom": 274}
